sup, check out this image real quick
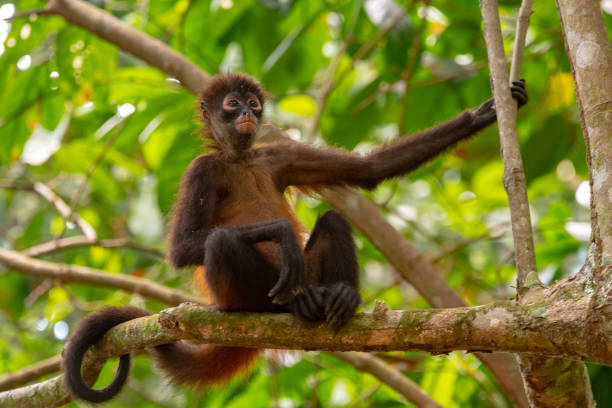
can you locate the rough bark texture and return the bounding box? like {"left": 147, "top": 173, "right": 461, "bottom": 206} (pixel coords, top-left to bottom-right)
{"left": 2, "top": 293, "right": 610, "bottom": 407}
{"left": 555, "top": 4, "right": 612, "bottom": 407}
{"left": 556, "top": 0, "right": 612, "bottom": 268}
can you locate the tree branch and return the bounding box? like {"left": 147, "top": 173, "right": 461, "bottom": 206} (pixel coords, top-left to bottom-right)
{"left": 509, "top": 0, "right": 532, "bottom": 83}
{"left": 479, "top": 0, "right": 539, "bottom": 295}
{"left": 556, "top": 0, "right": 612, "bottom": 270}
{"left": 0, "top": 180, "right": 97, "bottom": 241}
{"left": 22, "top": 236, "right": 164, "bottom": 259}
{"left": 0, "top": 248, "right": 204, "bottom": 305}
{"left": 1, "top": 297, "right": 609, "bottom": 407}
{"left": 47, "top": 0, "right": 210, "bottom": 95}
{"left": 330, "top": 351, "right": 442, "bottom": 408}
{"left": 8, "top": 9, "right": 53, "bottom": 20}
{"left": 0, "top": 356, "right": 61, "bottom": 392}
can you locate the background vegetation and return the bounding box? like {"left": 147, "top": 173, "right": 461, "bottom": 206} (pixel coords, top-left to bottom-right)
{"left": 0, "top": 0, "right": 611, "bottom": 406}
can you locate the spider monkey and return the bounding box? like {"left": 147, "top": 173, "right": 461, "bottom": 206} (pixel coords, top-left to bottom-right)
{"left": 62, "top": 73, "right": 527, "bottom": 403}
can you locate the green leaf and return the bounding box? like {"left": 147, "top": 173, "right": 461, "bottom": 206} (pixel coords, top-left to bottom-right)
{"left": 278, "top": 94, "right": 317, "bottom": 116}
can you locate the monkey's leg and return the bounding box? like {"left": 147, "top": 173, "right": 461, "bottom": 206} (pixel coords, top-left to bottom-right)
{"left": 293, "top": 211, "right": 361, "bottom": 328}
{"left": 231, "top": 219, "right": 306, "bottom": 305}
{"left": 204, "top": 227, "right": 288, "bottom": 312}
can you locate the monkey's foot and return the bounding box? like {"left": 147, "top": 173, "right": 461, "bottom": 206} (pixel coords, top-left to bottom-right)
{"left": 292, "top": 285, "right": 327, "bottom": 321}
{"left": 324, "top": 283, "right": 361, "bottom": 329}
{"left": 292, "top": 283, "right": 360, "bottom": 328}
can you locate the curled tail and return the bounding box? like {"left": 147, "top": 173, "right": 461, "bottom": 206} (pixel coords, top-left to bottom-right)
{"left": 62, "top": 306, "right": 150, "bottom": 403}
{"left": 62, "top": 306, "right": 259, "bottom": 403}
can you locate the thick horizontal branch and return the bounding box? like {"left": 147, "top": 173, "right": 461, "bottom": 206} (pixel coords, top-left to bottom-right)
{"left": 159, "top": 303, "right": 608, "bottom": 363}
{"left": 0, "top": 248, "right": 204, "bottom": 305}
{"left": 1, "top": 291, "right": 609, "bottom": 407}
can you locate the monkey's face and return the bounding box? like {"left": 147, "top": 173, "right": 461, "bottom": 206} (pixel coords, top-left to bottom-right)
{"left": 216, "top": 91, "right": 262, "bottom": 149}
{"left": 199, "top": 74, "right": 266, "bottom": 154}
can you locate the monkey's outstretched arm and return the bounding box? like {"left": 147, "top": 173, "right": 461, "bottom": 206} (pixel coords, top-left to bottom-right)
{"left": 167, "top": 155, "right": 218, "bottom": 268}
{"left": 268, "top": 81, "right": 527, "bottom": 190}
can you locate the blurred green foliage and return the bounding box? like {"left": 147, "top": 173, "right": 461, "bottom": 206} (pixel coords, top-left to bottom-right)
{"left": 0, "top": 0, "right": 610, "bottom": 406}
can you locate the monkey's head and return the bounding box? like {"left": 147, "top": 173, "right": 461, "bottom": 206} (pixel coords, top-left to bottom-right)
{"left": 198, "top": 73, "right": 266, "bottom": 154}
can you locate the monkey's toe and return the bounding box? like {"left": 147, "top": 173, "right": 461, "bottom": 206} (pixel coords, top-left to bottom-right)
{"left": 292, "top": 285, "right": 327, "bottom": 321}
{"left": 325, "top": 283, "right": 361, "bottom": 329}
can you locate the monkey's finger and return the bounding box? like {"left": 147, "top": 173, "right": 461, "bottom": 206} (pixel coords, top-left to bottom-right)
{"left": 325, "top": 286, "right": 349, "bottom": 321}
{"left": 329, "top": 292, "right": 360, "bottom": 328}
{"left": 329, "top": 308, "right": 351, "bottom": 329}
{"left": 271, "top": 291, "right": 293, "bottom": 305}
{"left": 510, "top": 84, "right": 528, "bottom": 106}
{"left": 303, "top": 290, "right": 325, "bottom": 321}
{"left": 326, "top": 297, "right": 347, "bottom": 325}
{"left": 293, "top": 295, "right": 317, "bottom": 321}
{"left": 311, "top": 287, "right": 326, "bottom": 311}
{"left": 268, "top": 270, "right": 288, "bottom": 299}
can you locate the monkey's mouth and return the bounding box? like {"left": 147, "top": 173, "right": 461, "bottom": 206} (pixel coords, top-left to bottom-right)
{"left": 235, "top": 118, "right": 257, "bottom": 134}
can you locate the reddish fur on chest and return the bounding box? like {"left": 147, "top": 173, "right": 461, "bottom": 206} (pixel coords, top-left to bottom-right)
{"left": 211, "top": 161, "right": 305, "bottom": 262}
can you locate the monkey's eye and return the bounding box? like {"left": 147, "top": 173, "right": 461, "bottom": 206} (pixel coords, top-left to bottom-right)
{"left": 248, "top": 100, "right": 259, "bottom": 108}
{"left": 227, "top": 100, "right": 239, "bottom": 107}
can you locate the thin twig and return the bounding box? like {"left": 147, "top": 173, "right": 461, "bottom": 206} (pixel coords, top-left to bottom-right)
{"left": 399, "top": 0, "right": 432, "bottom": 134}
{"left": 0, "top": 179, "right": 96, "bottom": 239}
{"left": 479, "top": 0, "right": 539, "bottom": 295}
{"left": 0, "top": 356, "right": 62, "bottom": 392}
{"left": 0, "top": 247, "right": 204, "bottom": 305}
{"left": 331, "top": 351, "right": 442, "bottom": 407}
{"left": 309, "top": 2, "right": 410, "bottom": 139}
{"left": 23, "top": 236, "right": 165, "bottom": 259}
{"left": 8, "top": 9, "right": 53, "bottom": 20}
{"left": 32, "top": 182, "right": 97, "bottom": 240}
{"left": 59, "top": 120, "right": 126, "bottom": 240}
{"left": 509, "top": 0, "right": 533, "bottom": 83}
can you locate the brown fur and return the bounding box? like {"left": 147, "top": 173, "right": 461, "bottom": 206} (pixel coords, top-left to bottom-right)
{"left": 62, "top": 74, "right": 527, "bottom": 403}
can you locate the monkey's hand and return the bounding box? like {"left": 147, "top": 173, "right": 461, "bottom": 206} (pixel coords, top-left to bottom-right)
{"left": 268, "top": 232, "right": 306, "bottom": 305}
{"left": 471, "top": 79, "right": 528, "bottom": 127}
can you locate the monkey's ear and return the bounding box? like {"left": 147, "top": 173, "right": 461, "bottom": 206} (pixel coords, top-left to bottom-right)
{"left": 200, "top": 100, "right": 209, "bottom": 120}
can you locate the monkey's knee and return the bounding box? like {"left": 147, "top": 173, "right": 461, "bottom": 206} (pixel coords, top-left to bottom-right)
{"left": 204, "top": 228, "right": 242, "bottom": 272}
{"left": 306, "top": 211, "right": 353, "bottom": 252}
{"left": 317, "top": 210, "right": 352, "bottom": 234}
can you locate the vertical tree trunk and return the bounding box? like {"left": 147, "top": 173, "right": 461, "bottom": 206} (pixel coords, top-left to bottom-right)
{"left": 556, "top": 0, "right": 612, "bottom": 267}
{"left": 556, "top": 3, "right": 612, "bottom": 403}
